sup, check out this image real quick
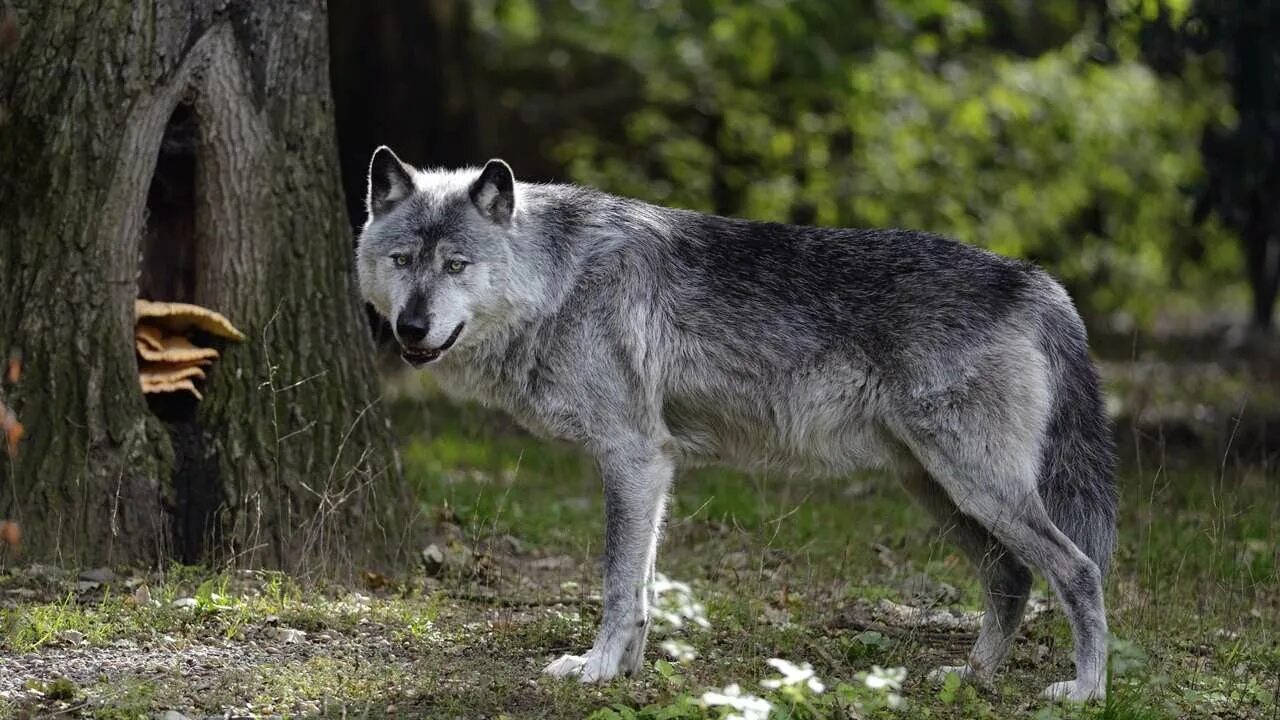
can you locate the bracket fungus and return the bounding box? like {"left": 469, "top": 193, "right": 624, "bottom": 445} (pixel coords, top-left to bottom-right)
{"left": 135, "top": 300, "right": 243, "bottom": 401}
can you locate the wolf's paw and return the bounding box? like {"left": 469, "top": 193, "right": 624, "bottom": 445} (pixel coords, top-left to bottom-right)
{"left": 1040, "top": 679, "right": 1104, "bottom": 702}
{"left": 542, "top": 650, "right": 619, "bottom": 683}
{"left": 927, "top": 664, "right": 988, "bottom": 685}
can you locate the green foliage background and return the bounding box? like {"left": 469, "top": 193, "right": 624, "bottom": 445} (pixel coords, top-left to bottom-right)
{"left": 468, "top": 0, "right": 1244, "bottom": 326}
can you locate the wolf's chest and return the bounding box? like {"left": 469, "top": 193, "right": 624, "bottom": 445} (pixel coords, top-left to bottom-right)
{"left": 431, "top": 357, "right": 590, "bottom": 443}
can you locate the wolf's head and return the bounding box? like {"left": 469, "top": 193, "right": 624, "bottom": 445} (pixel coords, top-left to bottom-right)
{"left": 357, "top": 147, "right": 521, "bottom": 367}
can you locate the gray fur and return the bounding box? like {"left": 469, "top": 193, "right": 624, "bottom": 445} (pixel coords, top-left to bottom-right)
{"left": 357, "top": 148, "right": 1118, "bottom": 701}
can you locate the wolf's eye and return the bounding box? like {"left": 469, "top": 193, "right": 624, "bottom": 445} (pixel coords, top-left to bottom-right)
{"left": 392, "top": 254, "right": 411, "bottom": 268}
{"left": 445, "top": 259, "right": 468, "bottom": 274}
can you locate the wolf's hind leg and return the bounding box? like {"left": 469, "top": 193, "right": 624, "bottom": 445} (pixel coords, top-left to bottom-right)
{"left": 899, "top": 468, "right": 1032, "bottom": 684}
{"left": 906, "top": 446, "right": 1108, "bottom": 702}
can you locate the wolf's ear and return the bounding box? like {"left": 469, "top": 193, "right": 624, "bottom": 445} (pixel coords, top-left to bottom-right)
{"left": 468, "top": 159, "right": 516, "bottom": 225}
{"left": 367, "top": 146, "right": 415, "bottom": 218}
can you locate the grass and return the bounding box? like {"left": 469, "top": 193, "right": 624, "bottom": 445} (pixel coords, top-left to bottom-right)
{"left": 0, "top": 370, "right": 1276, "bottom": 719}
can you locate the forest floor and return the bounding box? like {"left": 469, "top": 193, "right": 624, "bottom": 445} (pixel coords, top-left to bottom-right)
{"left": 0, "top": 353, "right": 1277, "bottom": 719}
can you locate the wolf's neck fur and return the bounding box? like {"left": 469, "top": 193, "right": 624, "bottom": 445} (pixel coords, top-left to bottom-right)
{"left": 432, "top": 183, "right": 672, "bottom": 420}
{"left": 499, "top": 183, "right": 669, "bottom": 317}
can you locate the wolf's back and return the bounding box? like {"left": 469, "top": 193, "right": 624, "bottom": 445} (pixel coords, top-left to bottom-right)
{"left": 1032, "top": 282, "right": 1118, "bottom": 576}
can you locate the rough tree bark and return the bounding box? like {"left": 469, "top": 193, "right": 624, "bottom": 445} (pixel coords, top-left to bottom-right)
{"left": 0, "top": 1, "right": 417, "bottom": 572}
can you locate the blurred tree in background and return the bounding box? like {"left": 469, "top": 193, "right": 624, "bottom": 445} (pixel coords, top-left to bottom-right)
{"left": 1184, "top": 0, "right": 1280, "bottom": 334}
{"left": 332, "top": 0, "right": 1278, "bottom": 334}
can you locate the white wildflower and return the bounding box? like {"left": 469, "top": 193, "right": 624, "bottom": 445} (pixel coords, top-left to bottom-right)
{"left": 864, "top": 665, "right": 906, "bottom": 691}
{"left": 660, "top": 639, "right": 698, "bottom": 662}
{"left": 651, "top": 575, "right": 693, "bottom": 596}
{"left": 863, "top": 665, "right": 907, "bottom": 708}
{"left": 761, "top": 657, "right": 825, "bottom": 693}
{"left": 701, "top": 683, "right": 773, "bottom": 720}
{"left": 650, "top": 572, "right": 711, "bottom": 632}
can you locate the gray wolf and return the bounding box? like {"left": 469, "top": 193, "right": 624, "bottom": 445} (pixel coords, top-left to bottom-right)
{"left": 356, "top": 147, "right": 1118, "bottom": 701}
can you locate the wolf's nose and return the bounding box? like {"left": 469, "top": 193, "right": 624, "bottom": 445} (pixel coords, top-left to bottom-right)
{"left": 396, "top": 318, "right": 429, "bottom": 344}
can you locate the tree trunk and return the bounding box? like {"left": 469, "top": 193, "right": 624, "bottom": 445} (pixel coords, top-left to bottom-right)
{"left": 0, "top": 1, "right": 417, "bottom": 574}
{"left": 1245, "top": 224, "right": 1279, "bottom": 334}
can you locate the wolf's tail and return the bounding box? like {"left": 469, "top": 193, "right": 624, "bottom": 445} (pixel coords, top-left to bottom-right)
{"left": 1033, "top": 287, "right": 1118, "bottom": 576}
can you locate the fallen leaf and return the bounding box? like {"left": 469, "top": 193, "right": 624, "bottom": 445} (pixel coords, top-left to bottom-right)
{"left": 0, "top": 12, "right": 18, "bottom": 53}
{"left": 0, "top": 401, "right": 22, "bottom": 458}
{"left": 0, "top": 520, "right": 19, "bottom": 548}
{"left": 5, "top": 420, "right": 22, "bottom": 457}
{"left": 4, "top": 351, "right": 19, "bottom": 384}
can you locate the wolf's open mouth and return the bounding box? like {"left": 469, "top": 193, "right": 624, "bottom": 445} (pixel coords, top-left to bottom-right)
{"left": 400, "top": 323, "right": 465, "bottom": 366}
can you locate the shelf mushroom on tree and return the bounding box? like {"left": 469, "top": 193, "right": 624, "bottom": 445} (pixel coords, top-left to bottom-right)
{"left": 135, "top": 300, "right": 245, "bottom": 401}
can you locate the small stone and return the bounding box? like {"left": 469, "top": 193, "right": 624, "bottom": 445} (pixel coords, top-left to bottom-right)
{"left": 498, "top": 534, "right": 526, "bottom": 555}
{"left": 444, "top": 541, "right": 479, "bottom": 572}
{"left": 26, "top": 563, "right": 67, "bottom": 580}
{"left": 58, "top": 629, "right": 84, "bottom": 645}
{"left": 275, "top": 627, "right": 306, "bottom": 644}
{"left": 171, "top": 597, "right": 197, "bottom": 610}
{"left": 75, "top": 580, "right": 101, "bottom": 592}
{"left": 843, "top": 480, "right": 873, "bottom": 499}
{"left": 763, "top": 605, "right": 792, "bottom": 627}
{"left": 873, "top": 543, "right": 899, "bottom": 570}
{"left": 157, "top": 711, "right": 191, "bottom": 720}
{"left": 529, "top": 555, "right": 574, "bottom": 571}
{"left": 79, "top": 567, "right": 115, "bottom": 583}
{"left": 899, "top": 573, "right": 958, "bottom": 605}
{"left": 421, "top": 544, "right": 445, "bottom": 575}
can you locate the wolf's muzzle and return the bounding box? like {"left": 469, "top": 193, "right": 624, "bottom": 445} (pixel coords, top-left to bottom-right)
{"left": 400, "top": 322, "right": 465, "bottom": 367}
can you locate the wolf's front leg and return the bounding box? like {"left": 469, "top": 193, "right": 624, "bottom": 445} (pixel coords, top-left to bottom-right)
{"left": 544, "top": 447, "right": 672, "bottom": 683}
